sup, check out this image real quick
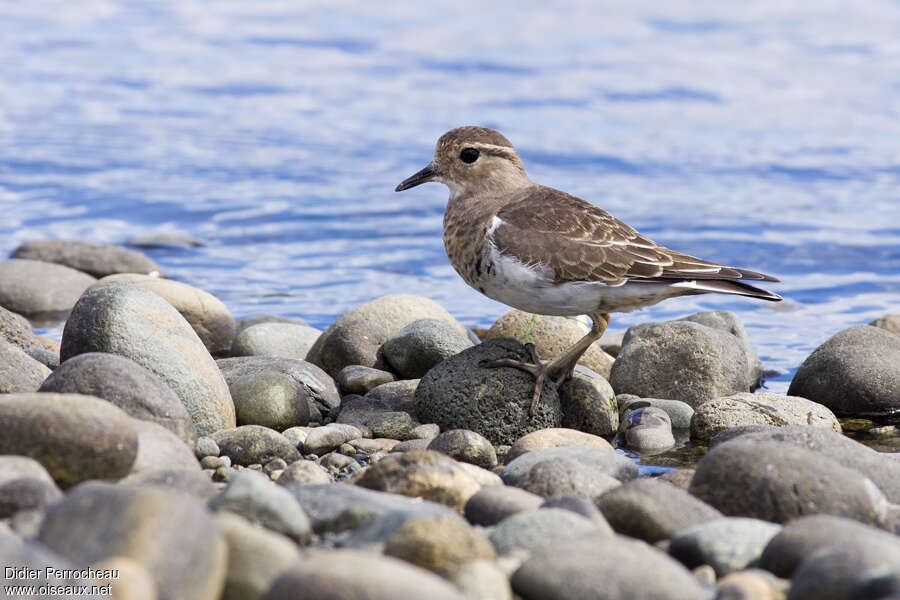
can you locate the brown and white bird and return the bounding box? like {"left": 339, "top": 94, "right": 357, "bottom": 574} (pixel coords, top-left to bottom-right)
{"left": 396, "top": 126, "right": 781, "bottom": 414}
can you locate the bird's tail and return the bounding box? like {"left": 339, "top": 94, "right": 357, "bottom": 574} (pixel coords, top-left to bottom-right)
{"left": 669, "top": 279, "right": 783, "bottom": 301}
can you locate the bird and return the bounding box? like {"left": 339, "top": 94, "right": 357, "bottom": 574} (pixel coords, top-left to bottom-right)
{"left": 395, "top": 126, "right": 782, "bottom": 415}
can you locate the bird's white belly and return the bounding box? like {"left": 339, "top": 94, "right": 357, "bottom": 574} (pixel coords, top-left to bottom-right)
{"left": 476, "top": 250, "right": 685, "bottom": 316}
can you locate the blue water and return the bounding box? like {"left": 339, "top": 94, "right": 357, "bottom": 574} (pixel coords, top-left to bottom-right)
{"left": 2, "top": 2, "right": 899, "bottom": 393}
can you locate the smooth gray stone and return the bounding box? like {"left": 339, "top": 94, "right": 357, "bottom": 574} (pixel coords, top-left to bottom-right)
{"left": 60, "top": 281, "right": 235, "bottom": 436}
{"left": 464, "top": 485, "right": 544, "bottom": 526}
{"left": 0, "top": 258, "right": 97, "bottom": 318}
{"left": 129, "top": 419, "right": 201, "bottom": 474}
{"left": 0, "top": 477, "right": 62, "bottom": 518}
{"left": 789, "top": 536, "right": 900, "bottom": 600}
{"left": 211, "top": 425, "right": 301, "bottom": 466}
{"left": 229, "top": 370, "right": 311, "bottom": 430}
{"left": 621, "top": 406, "right": 675, "bottom": 452}
{"left": 489, "top": 508, "right": 606, "bottom": 555}
{"left": 235, "top": 315, "right": 309, "bottom": 335}
{"left": 217, "top": 512, "right": 300, "bottom": 600}
{"left": 501, "top": 446, "right": 637, "bottom": 492}
{"left": 231, "top": 322, "right": 321, "bottom": 360}
{"left": 120, "top": 467, "right": 219, "bottom": 500}
{"left": 336, "top": 365, "right": 395, "bottom": 396}
{"left": 669, "top": 517, "right": 781, "bottom": 576}
{"left": 209, "top": 470, "right": 311, "bottom": 544}
{"left": 12, "top": 239, "right": 161, "bottom": 278}
{"left": 788, "top": 325, "right": 900, "bottom": 415}
{"left": 511, "top": 533, "right": 707, "bottom": 600}
{"left": 618, "top": 395, "right": 695, "bottom": 429}
{"left": 40, "top": 351, "right": 196, "bottom": 443}
{"left": 381, "top": 318, "right": 473, "bottom": 379}
{"left": 281, "top": 482, "right": 458, "bottom": 534}
{"left": 427, "top": 429, "right": 498, "bottom": 468}
{"left": 0, "top": 339, "right": 51, "bottom": 392}
{"left": 0, "top": 304, "right": 41, "bottom": 350}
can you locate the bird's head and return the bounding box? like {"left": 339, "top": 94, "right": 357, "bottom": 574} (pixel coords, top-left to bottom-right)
{"left": 395, "top": 126, "right": 530, "bottom": 198}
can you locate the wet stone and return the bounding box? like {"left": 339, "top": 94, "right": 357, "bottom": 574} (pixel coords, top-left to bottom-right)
{"left": 618, "top": 395, "right": 695, "bottom": 429}
{"left": 621, "top": 406, "right": 676, "bottom": 452}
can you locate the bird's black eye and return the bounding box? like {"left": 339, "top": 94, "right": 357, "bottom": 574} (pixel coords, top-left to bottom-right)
{"left": 460, "top": 147, "right": 480, "bottom": 164}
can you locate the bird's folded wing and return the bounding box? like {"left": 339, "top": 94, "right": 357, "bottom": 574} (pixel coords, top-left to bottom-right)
{"left": 491, "top": 188, "right": 777, "bottom": 285}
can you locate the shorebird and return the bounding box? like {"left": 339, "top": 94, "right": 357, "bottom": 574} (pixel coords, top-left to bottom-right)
{"left": 396, "top": 126, "right": 782, "bottom": 415}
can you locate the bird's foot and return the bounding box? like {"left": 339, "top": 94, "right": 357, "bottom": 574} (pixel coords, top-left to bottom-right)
{"left": 479, "top": 343, "right": 572, "bottom": 416}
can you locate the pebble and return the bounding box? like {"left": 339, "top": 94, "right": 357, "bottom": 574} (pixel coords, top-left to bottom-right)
{"left": 501, "top": 446, "right": 635, "bottom": 501}
{"left": 0, "top": 258, "right": 97, "bottom": 319}
{"left": 510, "top": 533, "right": 707, "bottom": 600}
{"left": 668, "top": 517, "right": 782, "bottom": 576}
{"left": 281, "top": 482, "right": 459, "bottom": 534}
{"left": 506, "top": 427, "right": 613, "bottom": 462}
{"left": 489, "top": 508, "right": 607, "bottom": 555}
{"left": 235, "top": 314, "right": 308, "bottom": 334}
{"left": 383, "top": 513, "right": 496, "bottom": 575}
{"left": 320, "top": 452, "right": 357, "bottom": 470}
{"left": 216, "top": 512, "right": 301, "bottom": 600}
{"left": 610, "top": 319, "right": 756, "bottom": 408}
{"left": 618, "top": 395, "right": 696, "bottom": 429}
{"left": 416, "top": 338, "right": 563, "bottom": 446}
{"left": 620, "top": 406, "right": 676, "bottom": 452}
{"left": 61, "top": 281, "right": 235, "bottom": 436}
{"left": 217, "top": 356, "right": 340, "bottom": 423}
{"left": 354, "top": 450, "right": 483, "bottom": 512}
{"left": 464, "top": 485, "right": 544, "bottom": 526}
{"left": 598, "top": 477, "right": 723, "bottom": 543}
{"left": 558, "top": 365, "right": 619, "bottom": 436}
{"left": 788, "top": 324, "right": 900, "bottom": 415}
{"left": 410, "top": 423, "right": 441, "bottom": 440}
{"left": 194, "top": 436, "right": 220, "bottom": 459}
{"left": 303, "top": 423, "right": 365, "bottom": 455}
{"left": 484, "top": 310, "right": 614, "bottom": 378}
{"left": 428, "top": 429, "right": 498, "bottom": 468}
{"left": 349, "top": 438, "right": 399, "bottom": 453}
{"left": 229, "top": 370, "right": 311, "bottom": 430}
{"left": 39, "top": 351, "right": 197, "bottom": 443}
{"left": 0, "top": 339, "right": 51, "bottom": 392}
{"left": 230, "top": 321, "right": 322, "bottom": 360}
{"left": 38, "top": 481, "right": 227, "bottom": 600}
{"left": 98, "top": 273, "right": 235, "bottom": 355}
{"left": 277, "top": 460, "right": 332, "bottom": 485}
{"left": 381, "top": 318, "right": 474, "bottom": 378}
{"left": 0, "top": 393, "right": 138, "bottom": 488}
{"left": 689, "top": 438, "right": 890, "bottom": 526}
{"left": 264, "top": 549, "right": 466, "bottom": 600}
{"left": 208, "top": 469, "right": 311, "bottom": 543}
{"left": 211, "top": 425, "right": 301, "bottom": 466}
{"left": 336, "top": 365, "right": 396, "bottom": 395}
{"left": 690, "top": 391, "right": 841, "bottom": 441}
{"left": 12, "top": 239, "right": 161, "bottom": 278}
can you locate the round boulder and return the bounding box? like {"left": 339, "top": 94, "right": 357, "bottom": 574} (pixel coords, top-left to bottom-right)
{"left": 610, "top": 320, "right": 756, "bottom": 408}
{"left": 788, "top": 325, "right": 900, "bottom": 415}
{"left": 12, "top": 239, "right": 161, "bottom": 278}
{"left": 381, "top": 318, "right": 473, "bottom": 379}
{"left": 229, "top": 371, "right": 311, "bottom": 430}
{"left": 231, "top": 322, "right": 322, "bottom": 360}
{"left": 415, "top": 338, "right": 563, "bottom": 446}
{"left": 0, "top": 393, "right": 138, "bottom": 488}
{"left": 98, "top": 274, "right": 235, "bottom": 355}
{"left": 39, "top": 352, "right": 196, "bottom": 443}
{"left": 0, "top": 340, "right": 51, "bottom": 393}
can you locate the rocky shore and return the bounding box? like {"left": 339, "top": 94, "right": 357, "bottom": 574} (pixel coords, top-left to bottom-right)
{"left": 2, "top": 239, "right": 900, "bottom": 600}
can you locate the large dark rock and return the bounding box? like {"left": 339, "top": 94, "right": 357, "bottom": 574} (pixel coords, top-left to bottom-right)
{"left": 381, "top": 318, "right": 473, "bottom": 378}
{"left": 689, "top": 438, "right": 889, "bottom": 526}
{"left": 0, "top": 339, "right": 51, "bottom": 392}
{"left": 788, "top": 325, "right": 900, "bottom": 415}
{"left": 39, "top": 482, "right": 227, "bottom": 600}
{"left": 0, "top": 393, "right": 138, "bottom": 488}
{"left": 98, "top": 273, "right": 235, "bottom": 355}
{"left": 263, "top": 550, "right": 466, "bottom": 600}
{"left": 61, "top": 282, "right": 235, "bottom": 436}
{"left": 415, "top": 338, "right": 563, "bottom": 446}
{"left": 598, "top": 478, "right": 722, "bottom": 543}
{"left": 0, "top": 258, "right": 97, "bottom": 319}
{"left": 610, "top": 319, "right": 756, "bottom": 408}
{"left": 511, "top": 533, "right": 707, "bottom": 600}
{"left": 217, "top": 356, "right": 338, "bottom": 422}
{"left": 40, "top": 352, "right": 196, "bottom": 443}
{"left": 12, "top": 239, "right": 161, "bottom": 278}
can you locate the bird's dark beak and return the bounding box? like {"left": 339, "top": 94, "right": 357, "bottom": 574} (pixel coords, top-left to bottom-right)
{"left": 395, "top": 163, "right": 437, "bottom": 192}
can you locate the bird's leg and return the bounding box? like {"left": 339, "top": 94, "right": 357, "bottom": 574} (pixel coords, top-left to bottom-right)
{"left": 479, "top": 312, "right": 611, "bottom": 416}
